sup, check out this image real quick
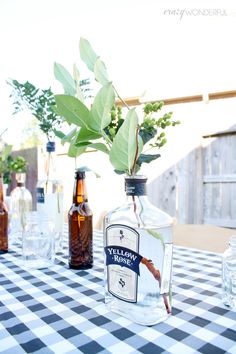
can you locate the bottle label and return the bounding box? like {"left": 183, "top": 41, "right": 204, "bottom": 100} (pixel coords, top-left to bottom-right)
{"left": 36, "top": 187, "right": 45, "bottom": 203}
{"left": 105, "top": 224, "right": 140, "bottom": 303}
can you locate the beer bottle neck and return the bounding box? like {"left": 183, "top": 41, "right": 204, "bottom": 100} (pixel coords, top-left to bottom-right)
{"left": 0, "top": 174, "right": 4, "bottom": 204}
{"left": 73, "top": 177, "right": 88, "bottom": 204}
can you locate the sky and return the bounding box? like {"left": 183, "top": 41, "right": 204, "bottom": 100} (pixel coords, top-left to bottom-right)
{"left": 0, "top": 0, "right": 236, "bottom": 144}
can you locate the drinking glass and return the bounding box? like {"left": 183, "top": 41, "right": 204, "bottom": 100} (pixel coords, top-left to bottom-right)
{"left": 22, "top": 211, "right": 55, "bottom": 269}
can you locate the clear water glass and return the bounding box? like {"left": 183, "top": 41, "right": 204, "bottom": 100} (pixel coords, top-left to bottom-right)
{"left": 22, "top": 211, "right": 55, "bottom": 269}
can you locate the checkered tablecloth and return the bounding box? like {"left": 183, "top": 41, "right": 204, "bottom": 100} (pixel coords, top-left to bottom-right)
{"left": 0, "top": 228, "right": 235, "bottom": 354}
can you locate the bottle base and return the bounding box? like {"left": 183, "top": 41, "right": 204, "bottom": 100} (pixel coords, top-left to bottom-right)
{"left": 0, "top": 249, "right": 8, "bottom": 254}
{"left": 105, "top": 295, "right": 170, "bottom": 326}
{"left": 69, "top": 263, "right": 93, "bottom": 270}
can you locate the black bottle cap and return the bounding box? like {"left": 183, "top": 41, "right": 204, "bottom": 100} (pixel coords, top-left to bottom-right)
{"left": 125, "top": 176, "right": 147, "bottom": 196}
{"left": 75, "top": 169, "right": 86, "bottom": 179}
{"left": 46, "top": 141, "right": 55, "bottom": 152}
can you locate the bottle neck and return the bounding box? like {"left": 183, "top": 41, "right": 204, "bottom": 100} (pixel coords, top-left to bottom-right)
{"left": 15, "top": 173, "right": 26, "bottom": 187}
{"left": 0, "top": 174, "right": 4, "bottom": 203}
{"left": 73, "top": 177, "right": 88, "bottom": 205}
{"left": 45, "top": 151, "right": 56, "bottom": 181}
{"left": 125, "top": 176, "right": 147, "bottom": 197}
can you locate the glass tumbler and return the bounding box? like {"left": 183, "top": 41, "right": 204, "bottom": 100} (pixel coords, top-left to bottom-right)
{"left": 22, "top": 211, "right": 55, "bottom": 269}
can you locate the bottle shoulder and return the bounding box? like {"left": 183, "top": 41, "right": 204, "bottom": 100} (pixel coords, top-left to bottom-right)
{"left": 223, "top": 247, "right": 236, "bottom": 260}
{"left": 69, "top": 202, "right": 92, "bottom": 216}
{"left": 11, "top": 187, "right": 32, "bottom": 200}
{"left": 105, "top": 196, "right": 172, "bottom": 229}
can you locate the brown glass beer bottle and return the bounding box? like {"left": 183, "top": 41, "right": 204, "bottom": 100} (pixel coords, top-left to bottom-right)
{"left": 0, "top": 174, "right": 8, "bottom": 253}
{"left": 68, "top": 170, "right": 93, "bottom": 269}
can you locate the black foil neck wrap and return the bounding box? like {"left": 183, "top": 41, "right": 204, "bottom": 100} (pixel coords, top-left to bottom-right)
{"left": 75, "top": 169, "right": 86, "bottom": 179}
{"left": 125, "top": 176, "right": 147, "bottom": 196}
{"left": 46, "top": 141, "right": 55, "bottom": 152}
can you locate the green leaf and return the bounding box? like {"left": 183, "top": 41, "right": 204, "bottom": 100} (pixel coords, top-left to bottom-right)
{"left": 139, "top": 127, "right": 157, "bottom": 145}
{"left": 136, "top": 153, "right": 161, "bottom": 167}
{"left": 75, "top": 127, "right": 102, "bottom": 143}
{"left": 61, "top": 128, "right": 77, "bottom": 145}
{"left": 72, "top": 64, "right": 84, "bottom": 102}
{"left": 79, "top": 37, "right": 98, "bottom": 72}
{"left": 94, "top": 58, "right": 109, "bottom": 85}
{"left": 53, "top": 129, "right": 66, "bottom": 139}
{"left": 88, "top": 83, "right": 115, "bottom": 131}
{"left": 2, "top": 145, "right": 12, "bottom": 160}
{"left": 54, "top": 62, "right": 76, "bottom": 96}
{"left": 77, "top": 166, "right": 100, "bottom": 178}
{"left": 75, "top": 141, "right": 109, "bottom": 154}
{"left": 55, "top": 95, "right": 89, "bottom": 128}
{"left": 109, "top": 109, "right": 139, "bottom": 174}
{"left": 68, "top": 143, "right": 86, "bottom": 158}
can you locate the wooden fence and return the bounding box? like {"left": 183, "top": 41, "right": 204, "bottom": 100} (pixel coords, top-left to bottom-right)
{"left": 148, "top": 129, "right": 236, "bottom": 228}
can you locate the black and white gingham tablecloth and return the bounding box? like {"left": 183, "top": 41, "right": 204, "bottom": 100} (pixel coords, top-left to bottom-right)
{"left": 0, "top": 228, "right": 235, "bottom": 354}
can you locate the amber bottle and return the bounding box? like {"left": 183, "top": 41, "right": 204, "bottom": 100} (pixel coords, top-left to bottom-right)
{"left": 0, "top": 174, "right": 8, "bottom": 253}
{"left": 68, "top": 170, "right": 93, "bottom": 269}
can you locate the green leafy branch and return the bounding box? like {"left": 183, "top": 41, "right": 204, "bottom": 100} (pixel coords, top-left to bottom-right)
{"left": 0, "top": 145, "right": 27, "bottom": 184}
{"left": 7, "top": 80, "right": 63, "bottom": 141}
{"left": 53, "top": 37, "right": 180, "bottom": 175}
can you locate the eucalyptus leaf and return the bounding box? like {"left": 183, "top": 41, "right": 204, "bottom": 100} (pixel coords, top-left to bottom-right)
{"left": 73, "top": 64, "right": 84, "bottom": 102}
{"left": 53, "top": 129, "right": 66, "bottom": 140}
{"left": 94, "top": 58, "right": 109, "bottom": 85}
{"left": 75, "top": 127, "right": 102, "bottom": 143}
{"left": 136, "top": 153, "right": 161, "bottom": 167}
{"left": 75, "top": 141, "right": 109, "bottom": 154}
{"left": 55, "top": 95, "right": 89, "bottom": 128}
{"left": 88, "top": 83, "right": 115, "bottom": 131}
{"left": 109, "top": 109, "right": 139, "bottom": 174}
{"left": 54, "top": 62, "right": 76, "bottom": 96}
{"left": 68, "top": 143, "right": 86, "bottom": 158}
{"left": 77, "top": 166, "right": 100, "bottom": 178}
{"left": 79, "top": 37, "right": 98, "bottom": 72}
{"left": 61, "top": 128, "right": 77, "bottom": 145}
{"left": 139, "top": 128, "right": 157, "bottom": 145}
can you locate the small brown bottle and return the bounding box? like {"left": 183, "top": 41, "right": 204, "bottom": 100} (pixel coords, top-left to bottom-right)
{"left": 0, "top": 174, "right": 8, "bottom": 253}
{"left": 68, "top": 170, "right": 93, "bottom": 269}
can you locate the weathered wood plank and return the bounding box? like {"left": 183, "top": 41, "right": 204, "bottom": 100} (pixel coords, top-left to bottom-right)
{"left": 204, "top": 218, "right": 236, "bottom": 228}
{"left": 203, "top": 174, "right": 236, "bottom": 183}
{"left": 203, "top": 132, "right": 236, "bottom": 228}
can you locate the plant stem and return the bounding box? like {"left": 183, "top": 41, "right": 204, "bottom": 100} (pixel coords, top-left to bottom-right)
{"left": 132, "top": 195, "right": 141, "bottom": 228}
{"left": 0, "top": 128, "right": 8, "bottom": 138}
{"left": 131, "top": 128, "right": 139, "bottom": 176}
{"left": 113, "top": 85, "right": 130, "bottom": 110}
{"left": 141, "top": 257, "right": 171, "bottom": 314}
{"left": 102, "top": 131, "right": 112, "bottom": 149}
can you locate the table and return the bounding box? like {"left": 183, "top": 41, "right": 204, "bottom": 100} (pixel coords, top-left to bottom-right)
{"left": 0, "top": 229, "right": 236, "bottom": 354}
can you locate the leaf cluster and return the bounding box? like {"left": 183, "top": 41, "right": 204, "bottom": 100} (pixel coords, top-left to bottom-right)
{"left": 53, "top": 38, "right": 180, "bottom": 175}
{"left": 7, "top": 79, "right": 63, "bottom": 141}
{"left": 0, "top": 145, "right": 27, "bottom": 184}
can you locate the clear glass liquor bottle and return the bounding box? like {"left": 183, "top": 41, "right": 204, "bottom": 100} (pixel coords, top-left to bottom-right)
{"left": 10, "top": 172, "right": 32, "bottom": 244}
{"left": 68, "top": 170, "right": 93, "bottom": 269}
{"left": 222, "top": 235, "right": 236, "bottom": 309}
{"left": 0, "top": 173, "right": 8, "bottom": 253}
{"left": 36, "top": 142, "right": 63, "bottom": 252}
{"left": 104, "top": 175, "right": 173, "bottom": 326}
